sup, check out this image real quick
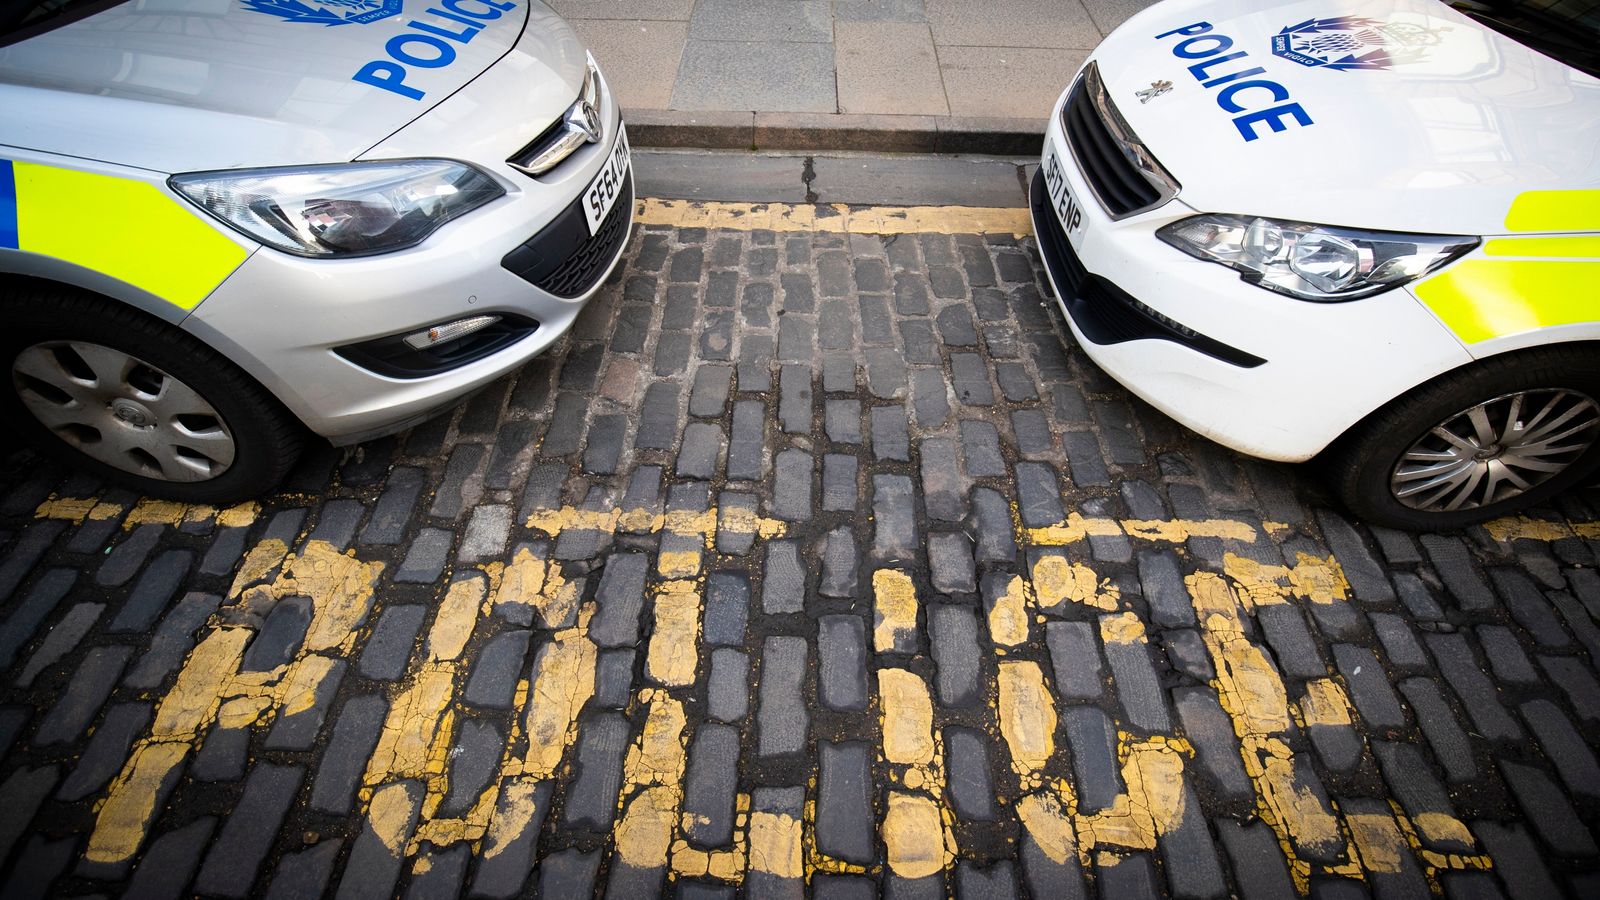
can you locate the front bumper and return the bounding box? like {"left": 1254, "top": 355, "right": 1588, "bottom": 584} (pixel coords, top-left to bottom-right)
{"left": 1030, "top": 77, "right": 1475, "bottom": 463}
{"left": 182, "top": 66, "right": 633, "bottom": 444}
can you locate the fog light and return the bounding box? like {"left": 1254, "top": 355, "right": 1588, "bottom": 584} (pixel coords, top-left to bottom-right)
{"left": 403, "top": 315, "right": 501, "bottom": 350}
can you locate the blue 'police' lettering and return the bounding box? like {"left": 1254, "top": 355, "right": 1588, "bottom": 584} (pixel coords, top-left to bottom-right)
{"left": 1154, "top": 21, "right": 1314, "bottom": 141}
{"left": 353, "top": 0, "right": 518, "bottom": 100}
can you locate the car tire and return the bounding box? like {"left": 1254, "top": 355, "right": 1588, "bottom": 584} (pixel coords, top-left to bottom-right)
{"left": 1324, "top": 345, "right": 1600, "bottom": 531}
{"left": 1, "top": 283, "right": 304, "bottom": 504}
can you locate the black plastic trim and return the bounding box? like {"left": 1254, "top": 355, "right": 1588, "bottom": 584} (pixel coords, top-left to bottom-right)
{"left": 335, "top": 316, "right": 539, "bottom": 380}
{"left": 1029, "top": 170, "right": 1266, "bottom": 370}
{"left": 502, "top": 170, "right": 633, "bottom": 298}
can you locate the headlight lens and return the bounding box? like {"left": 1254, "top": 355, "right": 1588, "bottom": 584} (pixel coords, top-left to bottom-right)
{"left": 170, "top": 160, "right": 504, "bottom": 257}
{"left": 1157, "top": 214, "right": 1478, "bottom": 302}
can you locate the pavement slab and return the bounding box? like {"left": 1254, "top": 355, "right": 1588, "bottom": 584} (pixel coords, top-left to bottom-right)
{"left": 565, "top": 0, "right": 1159, "bottom": 151}
{"left": 2, "top": 196, "right": 1599, "bottom": 898}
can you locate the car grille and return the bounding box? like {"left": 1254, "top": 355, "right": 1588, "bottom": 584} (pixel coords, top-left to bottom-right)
{"left": 1061, "top": 61, "right": 1178, "bottom": 219}
{"left": 502, "top": 170, "right": 634, "bottom": 299}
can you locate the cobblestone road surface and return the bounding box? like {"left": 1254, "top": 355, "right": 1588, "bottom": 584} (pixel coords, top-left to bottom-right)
{"left": 2, "top": 199, "right": 1599, "bottom": 899}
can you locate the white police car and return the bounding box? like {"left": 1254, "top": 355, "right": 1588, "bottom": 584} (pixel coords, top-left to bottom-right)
{"left": 1032, "top": 0, "right": 1600, "bottom": 529}
{"left": 0, "top": 0, "right": 632, "bottom": 501}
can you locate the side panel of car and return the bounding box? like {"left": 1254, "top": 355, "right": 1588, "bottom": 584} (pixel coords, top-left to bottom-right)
{"left": 1410, "top": 188, "right": 1600, "bottom": 358}
{"left": 0, "top": 149, "right": 256, "bottom": 323}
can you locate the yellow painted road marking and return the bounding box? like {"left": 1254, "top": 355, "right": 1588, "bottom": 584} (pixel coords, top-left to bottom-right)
{"left": 872, "top": 569, "right": 918, "bottom": 654}
{"left": 634, "top": 198, "right": 1033, "bottom": 236}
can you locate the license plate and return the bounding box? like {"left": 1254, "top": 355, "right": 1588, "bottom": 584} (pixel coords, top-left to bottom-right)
{"left": 583, "top": 126, "right": 631, "bottom": 235}
{"left": 1042, "top": 145, "right": 1085, "bottom": 237}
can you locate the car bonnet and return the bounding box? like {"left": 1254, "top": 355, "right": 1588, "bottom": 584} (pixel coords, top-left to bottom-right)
{"left": 0, "top": 0, "right": 583, "bottom": 172}
{"left": 1090, "top": 0, "right": 1600, "bottom": 235}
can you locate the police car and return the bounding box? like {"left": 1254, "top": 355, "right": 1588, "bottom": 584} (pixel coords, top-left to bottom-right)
{"left": 0, "top": 0, "right": 632, "bottom": 502}
{"left": 1032, "top": 0, "right": 1600, "bottom": 529}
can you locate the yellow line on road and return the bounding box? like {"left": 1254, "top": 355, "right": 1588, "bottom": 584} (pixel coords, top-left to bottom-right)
{"left": 634, "top": 198, "right": 1033, "bottom": 236}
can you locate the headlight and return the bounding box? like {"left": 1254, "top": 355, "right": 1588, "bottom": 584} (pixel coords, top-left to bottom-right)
{"left": 1157, "top": 214, "right": 1478, "bottom": 302}
{"left": 170, "top": 160, "right": 505, "bottom": 257}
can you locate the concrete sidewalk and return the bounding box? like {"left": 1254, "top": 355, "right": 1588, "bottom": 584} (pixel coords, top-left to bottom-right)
{"left": 554, "top": 0, "right": 1154, "bottom": 153}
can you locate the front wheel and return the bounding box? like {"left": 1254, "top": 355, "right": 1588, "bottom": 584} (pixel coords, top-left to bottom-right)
{"left": 1324, "top": 346, "right": 1600, "bottom": 531}
{"left": 2, "top": 286, "right": 304, "bottom": 504}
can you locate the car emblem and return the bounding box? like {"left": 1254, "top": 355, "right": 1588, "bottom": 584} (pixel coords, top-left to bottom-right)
{"left": 566, "top": 100, "right": 602, "bottom": 144}
{"left": 1135, "top": 80, "right": 1173, "bottom": 104}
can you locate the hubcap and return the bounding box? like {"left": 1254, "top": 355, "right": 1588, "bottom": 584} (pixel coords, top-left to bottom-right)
{"left": 11, "top": 341, "right": 236, "bottom": 483}
{"left": 1390, "top": 389, "right": 1600, "bottom": 513}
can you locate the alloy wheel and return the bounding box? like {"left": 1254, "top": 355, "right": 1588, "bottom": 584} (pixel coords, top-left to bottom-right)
{"left": 1390, "top": 388, "right": 1600, "bottom": 512}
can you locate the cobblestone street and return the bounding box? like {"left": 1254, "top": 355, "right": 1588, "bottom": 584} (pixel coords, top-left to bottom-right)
{"left": 2, "top": 199, "right": 1599, "bottom": 898}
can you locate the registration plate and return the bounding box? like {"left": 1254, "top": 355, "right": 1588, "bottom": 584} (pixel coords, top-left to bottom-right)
{"left": 1042, "top": 145, "right": 1085, "bottom": 237}
{"left": 583, "top": 126, "right": 631, "bottom": 235}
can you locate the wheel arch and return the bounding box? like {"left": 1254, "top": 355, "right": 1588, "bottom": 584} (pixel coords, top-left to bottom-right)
{"left": 1318, "top": 338, "right": 1600, "bottom": 464}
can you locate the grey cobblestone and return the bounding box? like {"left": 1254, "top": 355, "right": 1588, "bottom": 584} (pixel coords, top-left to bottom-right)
{"left": 17, "top": 601, "right": 101, "bottom": 687}
{"left": 593, "top": 649, "right": 635, "bottom": 709}
{"left": 728, "top": 400, "right": 766, "bottom": 481}
{"left": 871, "top": 475, "right": 918, "bottom": 563}
{"left": 311, "top": 694, "right": 388, "bottom": 814}
{"left": 111, "top": 550, "right": 192, "bottom": 632}
{"left": 707, "top": 648, "right": 749, "bottom": 723}
{"left": 465, "top": 630, "right": 531, "bottom": 709}
{"left": 930, "top": 603, "right": 982, "bottom": 707}
{"left": 908, "top": 367, "right": 948, "bottom": 428}
{"left": 820, "top": 527, "right": 858, "bottom": 598}
{"left": 818, "top": 615, "right": 869, "bottom": 711}
{"left": 1175, "top": 687, "right": 1254, "bottom": 802}
{"left": 945, "top": 726, "right": 995, "bottom": 821}
{"left": 1498, "top": 759, "right": 1596, "bottom": 857}
{"left": 592, "top": 552, "right": 649, "bottom": 647}
{"left": 1398, "top": 677, "right": 1477, "bottom": 783}
{"left": 565, "top": 714, "right": 629, "bottom": 830}
{"left": 817, "top": 741, "right": 874, "bottom": 865}
{"left": 763, "top": 540, "right": 807, "bottom": 614}
{"left": 1101, "top": 616, "right": 1172, "bottom": 733}
{"left": 757, "top": 636, "right": 808, "bottom": 757}
{"left": 971, "top": 489, "right": 1017, "bottom": 564}
{"left": 1065, "top": 706, "right": 1125, "bottom": 813}
{"left": 1519, "top": 698, "right": 1600, "bottom": 799}
{"left": 683, "top": 723, "right": 741, "bottom": 848}
{"left": 359, "top": 604, "right": 427, "bottom": 681}
{"left": 779, "top": 365, "right": 813, "bottom": 434}
{"left": 771, "top": 449, "right": 813, "bottom": 521}
{"left": 125, "top": 817, "right": 217, "bottom": 900}
{"left": 870, "top": 405, "right": 910, "bottom": 462}
{"left": 1046, "top": 621, "right": 1104, "bottom": 701}
{"left": 196, "top": 763, "right": 305, "bottom": 898}
{"left": 918, "top": 437, "right": 965, "bottom": 523}
{"left": 35, "top": 646, "right": 131, "bottom": 745}
{"left": 824, "top": 400, "right": 862, "bottom": 444}
{"left": 57, "top": 701, "right": 151, "bottom": 802}
{"left": 396, "top": 528, "right": 452, "bottom": 583}
{"left": 928, "top": 532, "right": 976, "bottom": 595}
{"left": 822, "top": 454, "right": 858, "bottom": 512}
{"left": 1424, "top": 632, "right": 1522, "bottom": 741}
{"left": 441, "top": 720, "right": 506, "bottom": 817}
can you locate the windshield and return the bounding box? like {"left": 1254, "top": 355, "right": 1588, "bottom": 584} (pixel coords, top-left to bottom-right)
{"left": 0, "top": 0, "right": 125, "bottom": 44}
{"left": 1447, "top": 0, "right": 1600, "bottom": 78}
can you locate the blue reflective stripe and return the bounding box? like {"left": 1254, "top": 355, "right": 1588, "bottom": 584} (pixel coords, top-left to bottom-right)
{"left": 0, "top": 160, "right": 17, "bottom": 250}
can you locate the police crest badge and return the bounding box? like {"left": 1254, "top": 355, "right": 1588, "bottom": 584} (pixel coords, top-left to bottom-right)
{"left": 241, "top": 0, "right": 404, "bottom": 27}
{"left": 1271, "top": 16, "right": 1447, "bottom": 71}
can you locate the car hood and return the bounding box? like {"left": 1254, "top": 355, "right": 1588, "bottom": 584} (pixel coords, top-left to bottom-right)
{"left": 0, "top": 0, "right": 584, "bottom": 172}
{"left": 1097, "top": 0, "right": 1600, "bottom": 235}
